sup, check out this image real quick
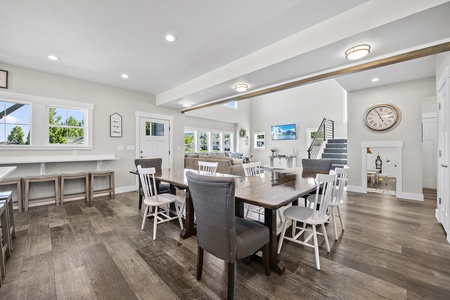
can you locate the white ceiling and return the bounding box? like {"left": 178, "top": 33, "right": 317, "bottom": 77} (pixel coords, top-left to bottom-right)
{"left": 1, "top": 0, "right": 449, "bottom": 110}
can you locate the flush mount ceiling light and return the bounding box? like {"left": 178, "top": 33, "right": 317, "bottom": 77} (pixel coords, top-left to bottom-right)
{"left": 165, "top": 34, "right": 176, "bottom": 42}
{"left": 234, "top": 84, "right": 248, "bottom": 92}
{"left": 180, "top": 100, "right": 193, "bottom": 107}
{"left": 48, "top": 55, "right": 59, "bottom": 61}
{"left": 371, "top": 78, "right": 379, "bottom": 82}
{"left": 121, "top": 74, "right": 129, "bottom": 79}
{"left": 345, "top": 44, "right": 371, "bottom": 60}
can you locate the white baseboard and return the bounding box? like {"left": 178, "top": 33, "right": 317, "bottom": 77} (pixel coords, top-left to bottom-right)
{"left": 396, "top": 192, "right": 423, "bottom": 201}
{"left": 115, "top": 185, "right": 138, "bottom": 194}
{"left": 346, "top": 185, "right": 367, "bottom": 193}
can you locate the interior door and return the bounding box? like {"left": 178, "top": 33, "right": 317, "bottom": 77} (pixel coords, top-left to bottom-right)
{"left": 422, "top": 115, "right": 438, "bottom": 189}
{"left": 438, "top": 77, "right": 449, "bottom": 232}
{"left": 139, "top": 117, "right": 170, "bottom": 169}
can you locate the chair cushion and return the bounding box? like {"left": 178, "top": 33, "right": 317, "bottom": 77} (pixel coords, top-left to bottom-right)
{"left": 235, "top": 217, "right": 269, "bottom": 259}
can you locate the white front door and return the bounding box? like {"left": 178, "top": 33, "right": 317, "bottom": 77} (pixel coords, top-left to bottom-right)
{"left": 422, "top": 114, "right": 438, "bottom": 189}
{"left": 138, "top": 117, "right": 170, "bottom": 169}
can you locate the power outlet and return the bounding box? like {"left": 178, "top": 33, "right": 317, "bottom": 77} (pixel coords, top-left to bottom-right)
{"left": 127, "top": 145, "right": 135, "bottom": 151}
{"left": 118, "top": 145, "right": 124, "bottom": 151}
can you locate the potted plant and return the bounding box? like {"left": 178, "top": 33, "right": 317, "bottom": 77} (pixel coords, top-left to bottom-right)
{"left": 270, "top": 147, "right": 277, "bottom": 157}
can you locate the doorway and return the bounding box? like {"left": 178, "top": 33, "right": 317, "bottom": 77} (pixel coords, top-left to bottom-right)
{"left": 135, "top": 112, "right": 173, "bottom": 169}
{"left": 361, "top": 141, "right": 404, "bottom": 198}
{"left": 366, "top": 147, "right": 398, "bottom": 195}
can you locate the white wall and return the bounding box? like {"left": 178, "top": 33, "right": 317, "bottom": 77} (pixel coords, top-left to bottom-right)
{"left": 250, "top": 79, "right": 347, "bottom": 166}
{"left": 0, "top": 63, "right": 185, "bottom": 191}
{"left": 347, "top": 77, "right": 436, "bottom": 197}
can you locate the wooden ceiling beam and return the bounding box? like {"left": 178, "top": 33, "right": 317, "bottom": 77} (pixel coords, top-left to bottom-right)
{"left": 181, "top": 41, "right": 450, "bottom": 113}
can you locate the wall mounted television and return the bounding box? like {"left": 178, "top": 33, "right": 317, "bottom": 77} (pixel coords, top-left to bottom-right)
{"left": 271, "top": 123, "right": 297, "bottom": 140}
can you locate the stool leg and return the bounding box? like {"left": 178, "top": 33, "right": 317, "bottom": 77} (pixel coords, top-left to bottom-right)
{"left": 25, "top": 180, "right": 30, "bottom": 212}
{"left": 17, "top": 180, "right": 23, "bottom": 213}
{"left": 55, "top": 178, "right": 59, "bottom": 206}
{"left": 85, "top": 175, "right": 89, "bottom": 201}
{"left": 60, "top": 177, "right": 65, "bottom": 206}
{"left": 111, "top": 173, "right": 115, "bottom": 199}
{"left": 90, "top": 174, "right": 94, "bottom": 201}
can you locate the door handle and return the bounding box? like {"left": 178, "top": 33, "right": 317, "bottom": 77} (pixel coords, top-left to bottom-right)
{"left": 441, "top": 164, "right": 448, "bottom": 168}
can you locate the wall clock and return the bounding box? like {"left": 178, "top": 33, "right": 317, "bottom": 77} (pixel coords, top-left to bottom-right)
{"left": 363, "top": 103, "right": 401, "bottom": 132}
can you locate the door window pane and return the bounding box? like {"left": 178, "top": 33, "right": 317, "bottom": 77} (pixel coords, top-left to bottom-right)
{"left": 146, "top": 122, "right": 164, "bottom": 136}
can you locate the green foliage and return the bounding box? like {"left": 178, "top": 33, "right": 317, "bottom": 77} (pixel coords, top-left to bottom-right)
{"left": 7, "top": 126, "right": 25, "bottom": 144}
{"left": 48, "top": 107, "right": 84, "bottom": 144}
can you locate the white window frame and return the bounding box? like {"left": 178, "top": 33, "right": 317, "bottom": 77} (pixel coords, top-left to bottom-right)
{"left": 0, "top": 91, "right": 94, "bottom": 150}
{"left": 185, "top": 127, "right": 234, "bottom": 153}
{"left": 0, "top": 99, "right": 31, "bottom": 145}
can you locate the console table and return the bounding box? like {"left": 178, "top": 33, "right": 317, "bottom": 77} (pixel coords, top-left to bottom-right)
{"left": 269, "top": 156, "right": 297, "bottom": 169}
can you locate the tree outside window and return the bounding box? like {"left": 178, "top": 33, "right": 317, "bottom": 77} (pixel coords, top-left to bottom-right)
{"left": 184, "top": 131, "right": 195, "bottom": 152}
{"left": 199, "top": 132, "right": 208, "bottom": 152}
{"left": 49, "top": 107, "right": 85, "bottom": 144}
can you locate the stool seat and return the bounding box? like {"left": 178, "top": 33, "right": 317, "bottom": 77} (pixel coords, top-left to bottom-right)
{"left": 89, "top": 171, "right": 115, "bottom": 201}
{"left": 60, "top": 172, "right": 89, "bottom": 205}
{"left": 0, "top": 177, "right": 22, "bottom": 212}
{"left": 23, "top": 174, "right": 59, "bottom": 211}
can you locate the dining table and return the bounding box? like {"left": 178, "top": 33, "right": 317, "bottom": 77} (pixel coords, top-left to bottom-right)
{"left": 151, "top": 167, "right": 324, "bottom": 275}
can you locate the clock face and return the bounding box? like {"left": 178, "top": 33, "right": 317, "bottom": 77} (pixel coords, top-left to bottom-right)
{"left": 363, "top": 104, "right": 401, "bottom": 132}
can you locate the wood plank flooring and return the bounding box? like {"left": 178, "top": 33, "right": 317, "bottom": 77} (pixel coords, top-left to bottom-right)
{"left": 1, "top": 189, "right": 449, "bottom": 299}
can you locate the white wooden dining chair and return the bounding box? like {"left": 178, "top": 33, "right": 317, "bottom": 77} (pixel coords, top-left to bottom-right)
{"left": 306, "top": 167, "right": 349, "bottom": 240}
{"left": 137, "top": 165, "right": 184, "bottom": 240}
{"left": 277, "top": 173, "right": 336, "bottom": 270}
{"left": 243, "top": 162, "right": 283, "bottom": 224}
{"left": 198, "top": 161, "right": 218, "bottom": 174}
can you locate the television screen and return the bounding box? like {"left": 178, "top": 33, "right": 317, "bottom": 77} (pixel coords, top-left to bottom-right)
{"left": 271, "top": 124, "right": 296, "bottom": 140}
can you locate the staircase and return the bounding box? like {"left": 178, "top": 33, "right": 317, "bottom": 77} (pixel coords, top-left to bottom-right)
{"left": 322, "top": 139, "right": 347, "bottom": 169}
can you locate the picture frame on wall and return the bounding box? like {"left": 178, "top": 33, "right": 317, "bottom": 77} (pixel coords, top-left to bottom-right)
{"left": 0, "top": 69, "right": 8, "bottom": 89}
{"left": 110, "top": 113, "right": 122, "bottom": 137}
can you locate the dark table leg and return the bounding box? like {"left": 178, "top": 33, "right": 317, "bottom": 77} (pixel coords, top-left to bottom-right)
{"left": 180, "top": 188, "right": 196, "bottom": 239}
{"left": 264, "top": 208, "right": 285, "bottom": 275}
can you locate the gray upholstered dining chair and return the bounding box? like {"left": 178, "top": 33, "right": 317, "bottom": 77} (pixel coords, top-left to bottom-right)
{"left": 301, "top": 158, "right": 333, "bottom": 172}
{"left": 186, "top": 171, "right": 270, "bottom": 300}
{"left": 134, "top": 158, "right": 171, "bottom": 209}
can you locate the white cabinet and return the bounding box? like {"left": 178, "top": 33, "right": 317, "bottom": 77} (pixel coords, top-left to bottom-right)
{"left": 437, "top": 66, "right": 450, "bottom": 244}
{"left": 269, "top": 156, "right": 297, "bottom": 169}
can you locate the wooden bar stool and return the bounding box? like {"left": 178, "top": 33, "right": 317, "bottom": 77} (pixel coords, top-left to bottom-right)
{"left": 23, "top": 174, "right": 59, "bottom": 211}
{"left": 0, "top": 192, "right": 13, "bottom": 281}
{"left": 89, "top": 171, "right": 115, "bottom": 201}
{"left": 0, "top": 177, "right": 22, "bottom": 212}
{"left": 60, "top": 172, "right": 89, "bottom": 205}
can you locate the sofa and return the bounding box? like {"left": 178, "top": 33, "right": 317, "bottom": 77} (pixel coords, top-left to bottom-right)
{"left": 184, "top": 153, "right": 243, "bottom": 175}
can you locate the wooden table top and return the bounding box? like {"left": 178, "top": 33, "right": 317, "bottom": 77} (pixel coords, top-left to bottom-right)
{"left": 155, "top": 167, "right": 323, "bottom": 210}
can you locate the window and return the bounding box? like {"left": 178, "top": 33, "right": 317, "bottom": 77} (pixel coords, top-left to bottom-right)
{"left": 221, "top": 101, "right": 238, "bottom": 109}
{"left": 199, "top": 131, "right": 208, "bottom": 152}
{"left": 146, "top": 121, "right": 164, "bottom": 136}
{"left": 224, "top": 133, "right": 231, "bottom": 151}
{"left": 185, "top": 128, "right": 233, "bottom": 153}
{"left": 0, "top": 91, "right": 94, "bottom": 149}
{"left": 212, "top": 132, "right": 221, "bottom": 152}
{"left": 0, "top": 101, "right": 31, "bottom": 145}
{"left": 254, "top": 132, "right": 265, "bottom": 149}
{"left": 49, "top": 107, "right": 85, "bottom": 144}
{"left": 184, "top": 130, "right": 195, "bottom": 152}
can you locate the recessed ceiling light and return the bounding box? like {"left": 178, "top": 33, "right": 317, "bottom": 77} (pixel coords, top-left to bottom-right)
{"left": 372, "top": 78, "right": 379, "bottom": 82}
{"left": 345, "top": 44, "right": 371, "bottom": 60}
{"left": 48, "top": 55, "right": 59, "bottom": 61}
{"left": 234, "top": 84, "right": 248, "bottom": 92}
{"left": 121, "top": 74, "right": 129, "bottom": 79}
{"left": 180, "top": 100, "right": 193, "bottom": 107}
{"left": 165, "top": 34, "right": 176, "bottom": 42}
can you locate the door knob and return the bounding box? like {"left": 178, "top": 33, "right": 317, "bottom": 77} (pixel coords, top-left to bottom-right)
{"left": 441, "top": 164, "right": 448, "bottom": 168}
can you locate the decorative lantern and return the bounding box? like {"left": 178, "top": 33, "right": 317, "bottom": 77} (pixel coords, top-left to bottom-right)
{"left": 375, "top": 154, "right": 382, "bottom": 174}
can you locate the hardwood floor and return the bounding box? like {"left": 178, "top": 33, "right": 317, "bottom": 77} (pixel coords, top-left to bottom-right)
{"left": 1, "top": 189, "right": 449, "bottom": 299}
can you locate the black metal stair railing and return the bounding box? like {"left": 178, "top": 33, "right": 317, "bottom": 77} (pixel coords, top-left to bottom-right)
{"left": 307, "top": 118, "right": 334, "bottom": 159}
